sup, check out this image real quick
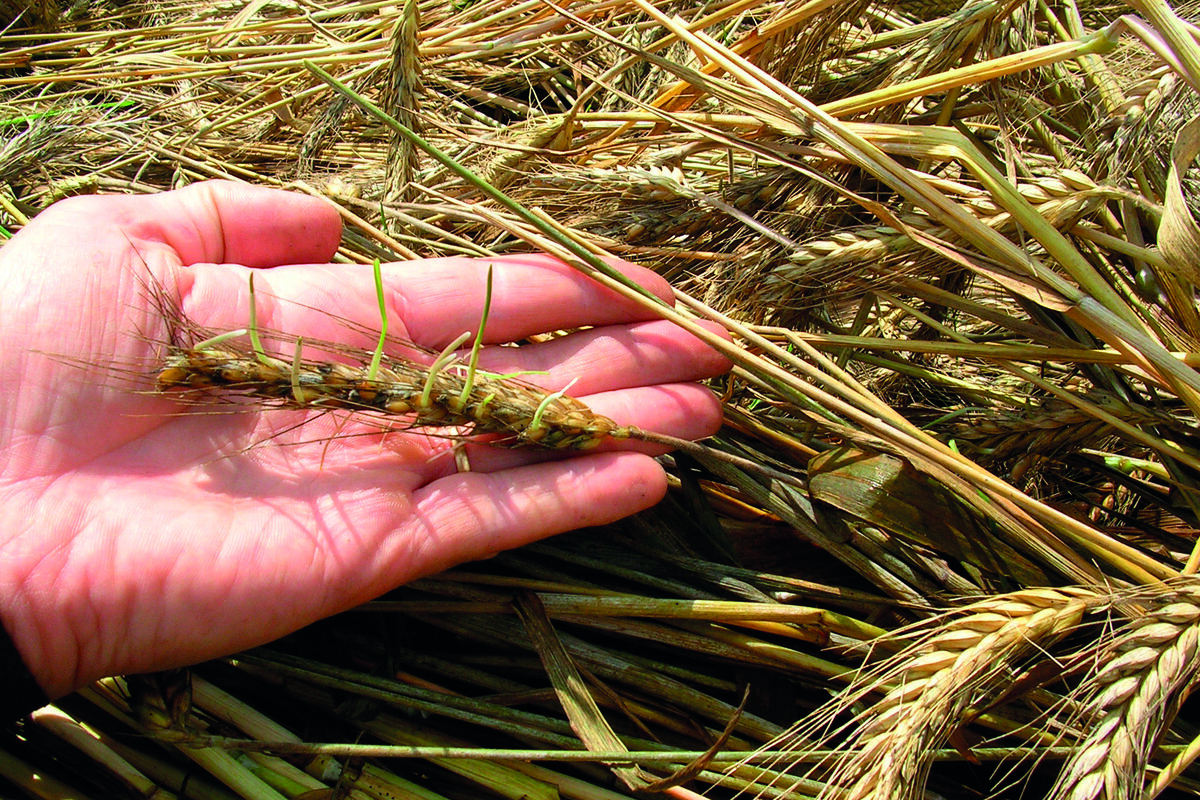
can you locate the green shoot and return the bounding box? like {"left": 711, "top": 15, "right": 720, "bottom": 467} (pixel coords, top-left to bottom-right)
{"left": 477, "top": 392, "right": 497, "bottom": 417}
{"left": 420, "top": 331, "right": 473, "bottom": 410}
{"left": 247, "top": 274, "right": 271, "bottom": 367}
{"left": 481, "top": 370, "right": 550, "bottom": 381}
{"left": 530, "top": 379, "right": 578, "bottom": 433}
{"left": 367, "top": 258, "right": 388, "bottom": 382}
{"left": 0, "top": 99, "right": 136, "bottom": 127}
{"left": 192, "top": 328, "right": 249, "bottom": 351}
{"left": 457, "top": 265, "right": 493, "bottom": 409}
{"left": 290, "top": 337, "right": 305, "bottom": 405}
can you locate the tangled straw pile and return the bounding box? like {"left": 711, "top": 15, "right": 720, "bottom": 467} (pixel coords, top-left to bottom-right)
{"left": 6, "top": 0, "right": 1200, "bottom": 797}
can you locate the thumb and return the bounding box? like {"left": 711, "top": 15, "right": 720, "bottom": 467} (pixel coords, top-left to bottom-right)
{"left": 35, "top": 180, "right": 343, "bottom": 269}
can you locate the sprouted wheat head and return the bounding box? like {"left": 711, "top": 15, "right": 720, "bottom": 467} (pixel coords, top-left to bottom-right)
{"left": 148, "top": 259, "right": 800, "bottom": 485}
{"left": 156, "top": 343, "right": 635, "bottom": 450}
{"left": 154, "top": 261, "right": 634, "bottom": 450}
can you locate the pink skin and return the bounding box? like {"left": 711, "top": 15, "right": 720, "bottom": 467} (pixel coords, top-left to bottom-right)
{"left": 0, "top": 181, "right": 731, "bottom": 699}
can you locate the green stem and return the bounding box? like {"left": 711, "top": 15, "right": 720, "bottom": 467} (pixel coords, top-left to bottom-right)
{"left": 421, "top": 332, "right": 472, "bottom": 410}
{"left": 367, "top": 258, "right": 387, "bottom": 382}
{"left": 247, "top": 274, "right": 271, "bottom": 366}
{"left": 458, "top": 265, "right": 493, "bottom": 408}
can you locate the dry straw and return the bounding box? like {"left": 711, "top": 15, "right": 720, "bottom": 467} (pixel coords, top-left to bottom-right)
{"left": 6, "top": 0, "right": 1200, "bottom": 798}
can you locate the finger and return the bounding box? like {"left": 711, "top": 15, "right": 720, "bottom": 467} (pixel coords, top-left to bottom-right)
{"left": 153, "top": 181, "right": 342, "bottom": 267}
{"left": 388, "top": 253, "right": 675, "bottom": 347}
{"left": 381, "top": 452, "right": 667, "bottom": 582}
{"left": 475, "top": 319, "right": 732, "bottom": 395}
{"left": 50, "top": 180, "right": 343, "bottom": 269}
{"left": 176, "top": 254, "right": 677, "bottom": 351}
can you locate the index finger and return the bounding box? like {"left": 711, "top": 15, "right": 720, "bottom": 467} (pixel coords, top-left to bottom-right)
{"left": 388, "top": 253, "right": 674, "bottom": 347}
{"left": 179, "top": 254, "right": 676, "bottom": 351}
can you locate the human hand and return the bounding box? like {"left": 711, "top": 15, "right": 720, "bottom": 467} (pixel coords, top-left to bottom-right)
{"left": 0, "top": 181, "right": 729, "bottom": 699}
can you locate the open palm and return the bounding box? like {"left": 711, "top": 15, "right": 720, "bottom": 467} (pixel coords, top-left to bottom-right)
{"left": 0, "top": 181, "right": 728, "bottom": 699}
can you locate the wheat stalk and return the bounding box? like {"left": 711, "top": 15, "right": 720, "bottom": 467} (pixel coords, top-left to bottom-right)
{"left": 381, "top": 0, "right": 422, "bottom": 220}
{"left": 768, "top": 181, "right": 1106, "bottom": 292}
{"left": 749, "top": 588, "right": 1099, "bottom": 800}
{"left": 949, "top": 394, "right": 1171, "bottom": 466}
{"left": 1050, "top": 580, "right": 1200, "bottom": 800}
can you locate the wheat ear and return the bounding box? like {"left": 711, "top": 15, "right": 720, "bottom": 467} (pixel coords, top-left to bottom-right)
{"left": 824, "top": 588, "right": 1096, "bottom": 800}
{"left": 1050, "top": 580, "right": 1200, "bottom": 800}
